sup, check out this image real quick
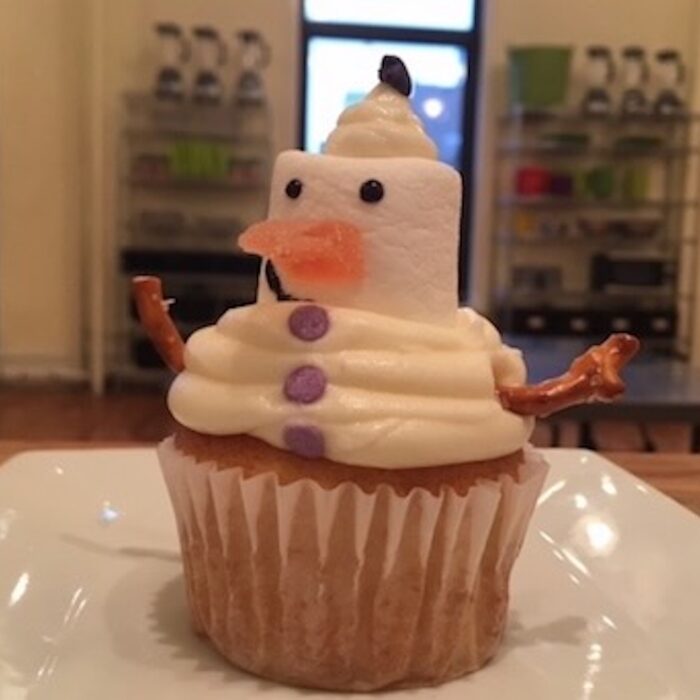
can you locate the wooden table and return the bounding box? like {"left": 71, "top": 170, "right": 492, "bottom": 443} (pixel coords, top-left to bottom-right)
{"left": 604, "top": 451, "right": 700, "bottom": 515}
{"left": 1, "top": 440, "right": 699, "bottom": 516}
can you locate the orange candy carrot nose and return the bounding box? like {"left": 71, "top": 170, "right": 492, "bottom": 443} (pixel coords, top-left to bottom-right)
{"left": 239, "top": 219, "right": 364, "bottom": 285}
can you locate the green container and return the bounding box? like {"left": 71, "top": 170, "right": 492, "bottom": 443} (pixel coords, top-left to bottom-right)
{"left": 621, "top": 165, "right": 650, "bottom": 202}
{"left": 508, "top": 46, "right": 573, "bottom": 111}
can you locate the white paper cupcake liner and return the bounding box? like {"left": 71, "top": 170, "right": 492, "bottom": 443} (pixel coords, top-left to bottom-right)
{"left": 158, "top": 438, "right": 549, "bottom": 691}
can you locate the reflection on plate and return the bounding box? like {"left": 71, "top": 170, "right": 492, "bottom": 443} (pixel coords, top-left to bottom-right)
{"left": 1, "top": 448, "right": 699, "bottom": 698}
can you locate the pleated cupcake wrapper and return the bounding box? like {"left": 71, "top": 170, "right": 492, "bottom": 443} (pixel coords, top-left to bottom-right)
{"left": 158, "top": 438, "right": 549, "bottom": 691}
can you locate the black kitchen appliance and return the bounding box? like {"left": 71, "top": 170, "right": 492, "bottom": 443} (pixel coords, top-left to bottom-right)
{"left": 590, "top": 253, "right": 675, "bottom": 291}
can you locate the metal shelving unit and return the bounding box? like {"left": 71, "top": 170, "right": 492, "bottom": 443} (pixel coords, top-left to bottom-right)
{"left": 492, "top": 111, "right": 700, "bottom": 356}
{"left": 127, "top": 178, "right": 264, "bottom": 192}
{"left": 110, "top": 93, "right": 272, "bottom": 381}
{"left": 497, "top": 197, "right": 700, "bottom": 210}
{"left": 498, "top": 146, "right": 700, "bottom": 159}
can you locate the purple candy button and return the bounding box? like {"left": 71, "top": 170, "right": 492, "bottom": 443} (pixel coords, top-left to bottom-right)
{"left": 283, "top": 424, "right": 326, "bottom": 459}
{"left": 284, "top": 365, "right": 327, "bottom": 404}
{"left": 288, "top": 305, "right": 330, "bottom": 342}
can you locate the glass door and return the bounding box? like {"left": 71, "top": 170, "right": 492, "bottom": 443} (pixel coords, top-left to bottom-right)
{"left": 299, "top": 0, "right": 483, "bottom": 298}
{"left": 305, "top": 38, "right": 468, "bottom": 168}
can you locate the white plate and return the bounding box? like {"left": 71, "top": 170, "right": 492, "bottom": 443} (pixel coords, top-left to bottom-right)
{"left": 1, "top": 448, "right": 699, "bottom": 699}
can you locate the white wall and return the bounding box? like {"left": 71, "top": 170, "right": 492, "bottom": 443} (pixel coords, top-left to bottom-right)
{"left": 0, "top": 0, "right": 89, "bottom": 378}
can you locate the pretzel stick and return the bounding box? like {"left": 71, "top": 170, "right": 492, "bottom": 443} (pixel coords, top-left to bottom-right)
{"left": 497, "top": 333, "right": 640, "bottom": 417}
{"left": 132, "top": 276, "right": 185, "bottom": 373}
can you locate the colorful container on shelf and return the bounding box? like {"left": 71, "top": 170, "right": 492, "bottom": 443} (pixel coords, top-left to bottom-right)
{"left": 508, "top": 46, "right": 573, "bottom": 111}
{"left": 168, "top": 140, "right": 229, "bottom": 181}
{"left": 515, "top": 166, "right": 551, "bottom": 196}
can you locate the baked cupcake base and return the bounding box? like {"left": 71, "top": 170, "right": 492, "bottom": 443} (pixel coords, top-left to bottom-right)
{"left": 159, "top": 428, "right": 549, "bottom": 691}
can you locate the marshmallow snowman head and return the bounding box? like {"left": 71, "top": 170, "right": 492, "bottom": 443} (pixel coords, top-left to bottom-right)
{"left": 241, "top": 56, "right": 463, "bottom": 326}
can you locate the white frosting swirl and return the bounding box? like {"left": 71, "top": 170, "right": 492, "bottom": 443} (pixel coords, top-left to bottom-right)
{"left": 168, "top": 304, "right": 533, "bottom": 468}
{"left": 324, "top": 84, "right": 438, "bottom": 159}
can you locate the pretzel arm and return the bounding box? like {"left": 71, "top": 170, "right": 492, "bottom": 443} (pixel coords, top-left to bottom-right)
{"left": 497, "top": 333, "right": 640, "bottom": 417}
{"left": 132, "top": 276, "right": 185, "bottom": 373}
{"left": 498, "top": 371, "right": 593, "bottom": 417}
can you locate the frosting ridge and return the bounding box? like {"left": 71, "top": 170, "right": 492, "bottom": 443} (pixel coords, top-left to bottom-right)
{"left": 168, "top": 304, "right": 533, "bottom": 468}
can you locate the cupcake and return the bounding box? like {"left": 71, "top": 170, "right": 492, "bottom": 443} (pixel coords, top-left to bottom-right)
{"left": 134, "top": 56, "right": 638, "bottom": 691}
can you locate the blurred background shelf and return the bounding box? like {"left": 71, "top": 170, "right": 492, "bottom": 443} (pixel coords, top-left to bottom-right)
{"left": 492, "top": 96, "right": 699, "bottom": 356}
{"left": 125, "top": 128, "right": 270, "bottom": 145}
{"left": 126, "top": 177, "right": 265, "bottom": 192}
{"left": 499, "top": 112, "right": 700, "bottom": 125}
{"left": 120, "top": 247, "right": 260, "bottom": 274}
{"left": 498, "top": 197, "right": 700, "bottom": 209}
{"left": 113, "top": 64, "right": 272, "bottom": 381}
{"left": 504, "top": 289, "right": 682, "bottom": 304}
{"left": 497, "top": 146, "right": 700, "bottom": 158}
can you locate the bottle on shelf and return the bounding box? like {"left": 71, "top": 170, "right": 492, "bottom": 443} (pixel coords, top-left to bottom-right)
{"left": 191, "top": 26, "right": 227, "bottom": 105}
{"left": 230, "top": 30, "right": 272, "bottom": 189}
{"left": 233, "top": 30, "right": 271, "bottom": 108}
{"left": 153, "top": 22, "right": 189, "bottom": 101}
{"left": 620, "top": 46, "right": 650, "bottom": 117}
{"left": 654, "top": 49, "right": 686, "bottom": 117}
{"left": 581, "top": 46, "right": 616, "bottom": 117}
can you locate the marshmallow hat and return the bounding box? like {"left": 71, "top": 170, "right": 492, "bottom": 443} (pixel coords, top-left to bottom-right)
{"left": 241, "top": 56, "right": 462, "bottom": 326}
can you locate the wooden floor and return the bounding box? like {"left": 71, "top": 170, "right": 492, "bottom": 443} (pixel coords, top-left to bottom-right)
{"left": 0, "top": 385, "right": 176, "bottom": 442}
{"left": 0, "top": 384, "right": 692, "bottom": 452}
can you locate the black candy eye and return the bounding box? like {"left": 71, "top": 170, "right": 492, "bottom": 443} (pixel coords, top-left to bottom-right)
{"left": 285, "top": 179, "right": 303, "bottom": 199}
{"left": 359, "top": 179, "right": 384, "bottom": 203}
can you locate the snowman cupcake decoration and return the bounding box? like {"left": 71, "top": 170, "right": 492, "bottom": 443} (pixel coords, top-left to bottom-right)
{"left": 134, "top": 55, "right": 638, "bottom": 467}
{"left": 132, "top": 56, "right": 639, "bottom": 691}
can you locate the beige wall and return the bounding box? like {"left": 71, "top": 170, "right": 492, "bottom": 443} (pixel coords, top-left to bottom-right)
{"left": 0, "top": 0, "right": 89, "bottom": 376}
